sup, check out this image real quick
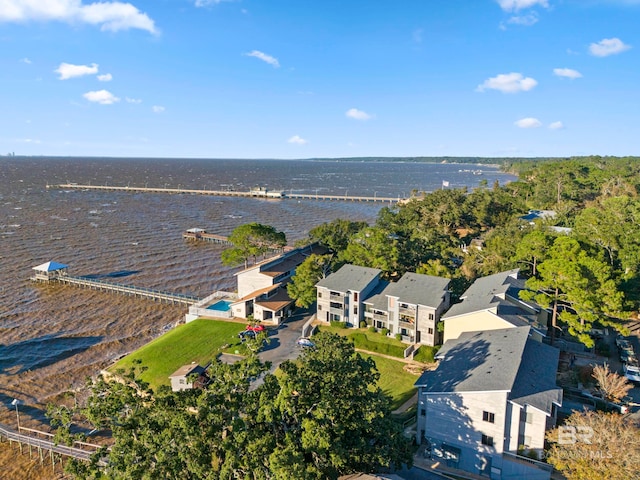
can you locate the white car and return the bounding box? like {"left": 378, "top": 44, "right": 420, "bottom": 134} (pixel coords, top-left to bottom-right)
{"left": 624, "top": 363, "right": 640, "bottom": 383}
{"left": 297, "top": 337, "right": 315, "bottom": 348}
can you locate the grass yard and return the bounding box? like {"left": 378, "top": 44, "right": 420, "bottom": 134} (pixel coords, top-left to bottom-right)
{"left": 110, "top": 319, "right": 246, "bottom": 390}
{"left": 318, "top": 325, "right": 408, "bottom": 359}
{"left": 365, "top": 354, "right": 419, "bottom": 410}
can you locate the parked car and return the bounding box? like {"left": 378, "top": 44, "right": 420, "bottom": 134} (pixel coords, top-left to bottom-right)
{"left": 246, "top": 324, "right": 265, "bottom": 332}
{"left": 297, "top": 337, "right": 315, "bottom": 348}
{"left": 238, "top": 330, "right": 257, "bottom": 340}
{"left": 624, "top": 361, "right": 640, "bottom": 384}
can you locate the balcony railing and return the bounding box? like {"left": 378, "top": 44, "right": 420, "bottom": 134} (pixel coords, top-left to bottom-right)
{"left": 398, "top": 306, "right": 416, "bottom": 316}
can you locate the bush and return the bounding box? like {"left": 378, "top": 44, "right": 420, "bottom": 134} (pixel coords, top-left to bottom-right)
{"left": 350, "top": 333, "right": 405, "bottom": 358}
{"left": 369, "top": 326, "right": 377, "bottom": 333}
{"left": 413, "top": 345, "right": 440, "bottom": 363}
{"left": 395, "top": 333, "right": 403, "bottom": 341}
{"left": 330, "top": 321, "right": 347, "bottom": 329}
{"left": 381, "top": 328, "right": 390, "bottom": 337}
{"left": 360, "top": 321, "right": 367, "bottom": 328}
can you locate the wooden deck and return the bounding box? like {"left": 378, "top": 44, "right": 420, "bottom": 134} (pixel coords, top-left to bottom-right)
{"left": 52, "top": 184, "right": 401, "bottom": 203}
{"left": 182, "top": 231, "right": 232, "bottom": 244}
{"left": 0, "top": 424, "right": 105, "bottom": 466}
{"left": 32, "top": 274, "right": 201, "bottom": 305}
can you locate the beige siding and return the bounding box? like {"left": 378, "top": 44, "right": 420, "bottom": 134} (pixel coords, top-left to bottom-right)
{"left": 443, "top": 311, "right": 514, "bottom": 343}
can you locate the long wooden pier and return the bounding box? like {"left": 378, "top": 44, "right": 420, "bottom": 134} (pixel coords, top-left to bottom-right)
{"left": 0, "top": 423, "right": 105, "bottom": 467}
{"left": 183, "top": 230, "right": 232, "bottom": 244}
{"left": 51, "top": 184, "right": 401, "bottom": 203}
{"left": 32, "top": 274, "right": 201, "bottom": 305}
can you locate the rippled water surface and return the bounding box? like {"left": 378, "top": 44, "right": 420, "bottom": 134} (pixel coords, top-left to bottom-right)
{"left": 0, "top": 157, "right": 515, "bottom": 416}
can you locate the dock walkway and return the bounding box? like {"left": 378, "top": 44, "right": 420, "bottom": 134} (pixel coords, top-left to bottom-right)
{"left": 52, "top": 184, "right": 401, "bottom": 203}
{"left": 0, "top": 424, "right": 104, "bottom": 465}
{"left": 33, "top": 274, "right": 201, "bottom": 305}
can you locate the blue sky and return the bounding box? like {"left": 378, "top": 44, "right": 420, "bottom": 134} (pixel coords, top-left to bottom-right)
{"left": 1, "top": 0, "right": 638, "bottom": 158}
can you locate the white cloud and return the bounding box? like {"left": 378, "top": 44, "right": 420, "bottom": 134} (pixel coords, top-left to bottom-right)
{"left": 288, "top": 135, "right": 307, "bottom": 145}
{"left": 515, "top": 117, "right": 542, "bottom": 128}
{"left": 125, "top": 97, "right": 142, "bottom": 104}
{"left": 20, "top": 57, "right": 32, "bottom": 64}
{"left": 0, "top": 0, "right": 157, "bottom": 34}
{"left": 244, "top": 50, "right": 280, "bottom": 68}
{"left": 346, "top": 108, "right": 373, "bottom": 120}
{"left": 496, "top": 0, "right": 548, "bottom": 11}
{"left": 55, "top": 62, "right": 98, "bottom": 80}
{"left": 83, "top": 89, "right": 120, "bottom": 104}
{"left": 553, "top": 68, "right": 582, "bottom": 79}
{"left": 507, "top": 13, "right": 539, "bottom": 26}
{"left": 549, "top": 121, "right": 564, "bottom": 130}
{"left": 97, "top": 73, "right": 112, "bottom": 82}
{"left": 194, "top": 0, "right": 234, "bottom": 6}
{"left": 152, "top": 105, "right": 165, "bottom": 113}
{"left": 476, "top": 72, "right": 537, "bottom": 93}
{"left": 589, "top": 37, "right": 631, "bottom": 57}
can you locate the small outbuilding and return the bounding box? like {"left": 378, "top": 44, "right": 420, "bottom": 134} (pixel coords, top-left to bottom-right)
{"left": 169, "top": 363, "right": 207, "bottom": 392}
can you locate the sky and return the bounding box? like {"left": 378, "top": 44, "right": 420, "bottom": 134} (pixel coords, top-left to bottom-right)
{"left": 0, "top": 0, "right": 638, "bottom": 159}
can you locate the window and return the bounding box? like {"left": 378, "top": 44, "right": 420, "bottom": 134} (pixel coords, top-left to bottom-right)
{"left": 481, "top": 435, "right": 494, "bottom": 447}
{"left": 318, "top": 305, "right": 322, "bottom": 311}
{"left": 429, "top": 313, "right": 434, "bottom": 320}
{"left": 520, "top": 410, "right": 534, "bottom": 424}
{"left": 483, "top": 411, "right": 495, "bottom": 423}
{"left": 330, "top": 302, "right": 342, "bottom": 309}
{"left": 428, "top": 328, "right": 434, "bottom": 335}
{"left": 353, "top": 292, "right": 358, "bottom": 301}
{"left": 179, "top": 379, "right": 185, "bottom": 384}
{"left": 318, "top": 292, "right": 322, "bottom": 298}
{"left": 420, "top": 409, "right": 426, "bottom": 417}
{"left": 354, "top": 307, "right": 358, "bottom": 315}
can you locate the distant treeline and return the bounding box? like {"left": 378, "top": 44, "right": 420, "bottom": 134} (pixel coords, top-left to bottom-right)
{"left": 307, "top": 155, "right": 640, "bottom": 172}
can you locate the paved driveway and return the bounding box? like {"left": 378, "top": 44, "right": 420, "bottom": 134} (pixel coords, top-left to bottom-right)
{"left": 252, "top": 308, "right": 314, "bottom": 385}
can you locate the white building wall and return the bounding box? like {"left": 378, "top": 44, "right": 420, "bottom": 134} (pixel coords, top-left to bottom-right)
{"left": 237, "top": 268, "right": 273, "bottom": 298}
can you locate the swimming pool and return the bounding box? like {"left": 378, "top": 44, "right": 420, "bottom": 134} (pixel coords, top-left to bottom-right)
{"left": 206, "top": 300, "right": 233, "bottom": 312}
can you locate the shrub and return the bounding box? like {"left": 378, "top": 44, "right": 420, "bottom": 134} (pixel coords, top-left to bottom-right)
{"left": 349, "top": 333, "right": 405, "bottom": 358}
{"left": 369, "top": 326, "right": 377, "bottom": 333}
{"left": 413, "top": 345, "right": 440, "bottom": 363}
{"left": 381, "top": 327, "right": 390, "bottom": 336}
{"left": 330, "top": 321, "right": 347, "bottom": 329}
{"left": 360, "top": 321, "right": 367, "bottom": 328}
{"left": 395, "top": 333, "right": 403, "bottom": 341}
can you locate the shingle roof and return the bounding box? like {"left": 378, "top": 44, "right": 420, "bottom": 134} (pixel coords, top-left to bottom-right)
{"left": 415, "top": 326, "right": 561, "bottom": 415}
{"left": 384, "top": 272, "right": 449, "bottom": 307}
{"left": 316, "top": 264, "right": 381, "bottom": 293}
{"left": 169, "top": 363, "right": 205, "bottom": 378}
{"left": 510, "top": 339, "right": 562, "bottom": 414}
{"left": 443, "top": 269, "right": 519, "bottom": 319}
{"left": 416, "top": 327, "right": 530, "bottom": 393}
{"left": 362, "top": 280, "right": 390, "bottom": 311}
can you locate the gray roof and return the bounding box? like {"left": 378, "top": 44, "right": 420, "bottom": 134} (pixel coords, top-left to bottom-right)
{"left": 416, "top": 326, "right": 561, "bottom": 415}
{"left": 169, "top": 363, "right": 205, "bottom": 378}
{"left": 443, "top": 269, "right": 519, "bottom": 319}
{"left": 316, "top": 264, "right": 381, "bottom": 293}
{"left": 416, "top": 327, "right": 530, "bottom": 393}
{"left": 384, "top": 272, "right": 449, "bottom": 307}
{"left": 510, "top": 339, "right": 562, "bottom": 414}
{"left": 362, "top": 280, "right": 390, "bottom": 311}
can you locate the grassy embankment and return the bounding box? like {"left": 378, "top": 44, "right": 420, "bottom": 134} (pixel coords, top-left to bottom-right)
{"left": 318, "top": 325, "right": 438, "bottom": 409}
{"left": 318, "top": 324, "right": 440, "bottom": 362}
{"left": 110, "top": 319, "right": 245, "bottom": 389}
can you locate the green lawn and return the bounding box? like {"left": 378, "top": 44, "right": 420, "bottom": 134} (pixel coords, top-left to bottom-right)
{"left": 365, "top": 354, "right": 418, "bottom": 410}
{"left": 317, "top": 325, "right": 408, "bottom": 358}
{"left": 110, "top": 319, "right": 246, "bottom": 390}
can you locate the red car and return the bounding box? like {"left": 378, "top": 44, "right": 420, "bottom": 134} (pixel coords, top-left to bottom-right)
{"left": 246, "top": 324, "right": 265, "bottom": 332}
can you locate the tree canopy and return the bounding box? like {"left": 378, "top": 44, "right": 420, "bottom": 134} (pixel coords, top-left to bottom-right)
{"left": 221, "top": 223, "right": 287, "bottom": 268}
{"left": 53, "top": 332, "right": 413, "bottom": 479}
